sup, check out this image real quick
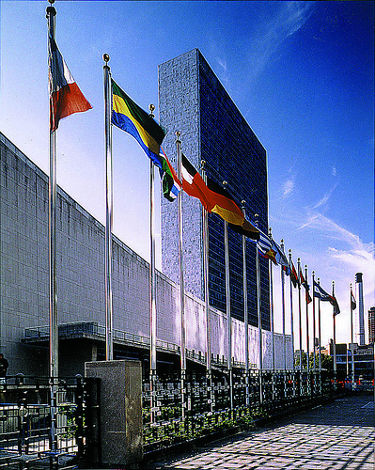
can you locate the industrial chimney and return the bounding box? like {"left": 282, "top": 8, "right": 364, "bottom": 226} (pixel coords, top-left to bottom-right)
{"left": 355, "top": 273, "right": 365, "bottom": 345}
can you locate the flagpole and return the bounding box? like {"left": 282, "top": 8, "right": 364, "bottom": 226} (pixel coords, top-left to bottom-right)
{"left": 305, "top": 265, "right": 310, "bottom": 375}
{"left": 255, "top": 214, "right": 263, "bottom": 405}
{"left": 47, "top": 0, "right": 58, "bottom": 382}
{"left": 47, "top": 1, "right": 58, "bottom": 454}
{"left": 223, "top": 204, "right": 233, "bottom": 411}
{"left": 148, "top": 105, "right": 157, "bottom": 422}
{"left": 242, "top": 202, "right": 250, "bottom": 405}
{"left": 103, "top": 54, "right": 114, "bottom": 361}
{"left": 312, "top": 271, "right": 316, "bottom": 372}
{"left": 350, "top": 283, "right": 355, "bottom": 387}
{"left": 289, "top": 250, "right": 295, "bottom": 371}
{"left": 332, "top": 280, "right": 337, "bottom": 391}
{"left": 201, "top": 161, "right": 213, "bottom": 412}
{"left": 269, "top": 228, "right": 275, "bottom": 371}
{"left": 176, "top": 131, "right": 186, "bottom": 419}
{"left": 318, "top": 277, "right": 322, "bottom": 394}
{"left": 280, "top": 240, "right": 286, "bottom": 370}
{"left": 297, "top": 258, "right": 303, "bottom": 372}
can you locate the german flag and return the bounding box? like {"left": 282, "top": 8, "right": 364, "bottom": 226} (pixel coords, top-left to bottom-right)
{"left": 181, "top": 154, "right": 259, "bottom": 240}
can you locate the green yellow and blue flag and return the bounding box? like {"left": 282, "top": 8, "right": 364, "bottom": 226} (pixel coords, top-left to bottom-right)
{"left": 111, "top": 79, "right": 165, "bottom": 169}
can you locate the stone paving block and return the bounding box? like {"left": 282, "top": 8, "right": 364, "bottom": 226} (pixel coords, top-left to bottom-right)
{"left": 147, "top": 396, "right": 375, "bottom": 470}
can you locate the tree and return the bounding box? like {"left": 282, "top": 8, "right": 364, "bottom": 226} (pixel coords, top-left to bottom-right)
{"left": 294, "top": 351, "right": 333, "bottom": 372}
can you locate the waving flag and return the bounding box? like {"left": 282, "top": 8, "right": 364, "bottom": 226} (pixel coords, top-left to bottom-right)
{"left": 159, "top": 148, "right": 181, "bottom": 202}
{"left": 290, "top": 261, "right": 299, "bottom": 288}
{"left": 272, "top": 240, "right": 290, "bottom": 273}
{"left": 258, "top": 231, "right": 277, "bottom": 263}
{"left": 351, "top": 291, "right": 356, "bottom": 310}
{"left": 331, "top": 296, "right": 340, "bottom": 315}
{"left": 48, "top": 35, "right": 92, "bottom": 131}
{"left": 313, "top": 281, "right": 331, "bottom": 301}
{"left": 181, "top": 154, "right": 259, "bottom": 239}
{"left": 207, "top": 178, "right": 259, "bottom": 240}
{"left": 112, "top": 80, "right": 165, "bottom": 168}
{"left": 313, "top": 281, "right": 340, "bottom": 313}
{"left": 299, "top": 264, "right": 309, "bottom": 290}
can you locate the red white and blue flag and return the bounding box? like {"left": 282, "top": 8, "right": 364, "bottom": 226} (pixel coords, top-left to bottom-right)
{"left": 48, "top": 35, "right": 91, "bottom": 131}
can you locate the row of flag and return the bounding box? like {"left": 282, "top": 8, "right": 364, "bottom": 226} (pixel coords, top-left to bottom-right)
{"left": 49, "top": 30, "right": 344, "bottom": 317}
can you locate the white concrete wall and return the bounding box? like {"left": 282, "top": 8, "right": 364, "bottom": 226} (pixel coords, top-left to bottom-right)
{"left": 0, "top": 132, "right": 293, "bottom": 375}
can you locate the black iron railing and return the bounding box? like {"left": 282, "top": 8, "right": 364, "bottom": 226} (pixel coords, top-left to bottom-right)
{"left": 0, "top": 375, "right": 99, "bottom": 470}
{"left": 142, "top": 369, "right": 334, "bottom": 453}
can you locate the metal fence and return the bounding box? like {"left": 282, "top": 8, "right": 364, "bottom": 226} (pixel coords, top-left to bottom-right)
{"left": 0, "top": 375, "right": 98, "bottom": 470}
{"left": 142, "top": 368, "right": 334, "bottom": 453}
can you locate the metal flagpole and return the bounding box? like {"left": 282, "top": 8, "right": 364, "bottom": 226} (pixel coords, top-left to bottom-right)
{"left": 269, "top": 228, "right": 275, "bottom": 371}
{"left": 223, "top": 215, "right": 233, "bottom": 411}
{"left": 201, "top": 161, "right": 213, "bottom": 412}
{"left": 176, "top": 132, "right": 186, "bottom": 419}
{"left": 318, "top": 277, "right": 322, "bottom": 394}
{"left": 242, "top": 202, "right": 250, "bottom": 405}
{"left": 305, "top": 266, "right": 310, "bottom": 375}
{"left": 289, "top": 250, "right": 296, "bottom": 398}
{"left": 289, "top": 250, "right": 295, "bottom": 371}
{"left": 47, "top": 0, "right": 58, "bottom": 384}
{"left": 46, "top": 1, "right": 58, "bottom": 453}
{"left": 312, "top": 271, "right": 316, "bottom": 372}
{"left": 103, "top": 54, "right": 114, "bottom": 361}
{"left": 305, "top": 265, "right": 310, "bottom": 398}
{"left": 148, "top": 105, "right": 157, "bottom": 422}
{"left": 297, "top": 258, "right": 303, "bottom": 395}
{"left": 297, "top": 258, "right": 303, "bottom": 372}
{"left": 280, "top": 240, "right": 286, "bottom": 371}
{"left": 332, "top": 280, "right": 337, "bottom": 391}
{"left": 350, "top": 283, "right": 355, "bottom": 388}
{"left": 255, "top": 214, "right": 263, "bottom": 405}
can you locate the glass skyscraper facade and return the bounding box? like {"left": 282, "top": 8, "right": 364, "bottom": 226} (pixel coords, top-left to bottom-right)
{"left": 159, "top": 49, "right": 270, "bottom": 330}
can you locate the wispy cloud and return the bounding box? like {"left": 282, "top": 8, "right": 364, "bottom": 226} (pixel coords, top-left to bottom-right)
{"left": 282, "top": 177, "right": 295, "bottom": 198}
{"left": 311, "top": 183, "right": 338, "bottom": 210}
{"left": 298, "top": 211, "right": 374, "bottom": 340}
{"left": 217, "top": 57, "right": 227, "bottom": 73}
{"left": 298, "top": 212, "right": 364, "bottom": 249}
{"left": 332, "top": 166, "right": 337, "bottom": 177}
{"left": 215, "top": 55, "right": 230, "bottom": 89}
{"left": 249, "top": 2, "right": 315, "bottom": 82}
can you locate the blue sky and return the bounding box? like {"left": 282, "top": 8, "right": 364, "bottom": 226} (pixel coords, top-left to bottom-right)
{"left": 0, "top": 1, "right": 374, "bottom": 347}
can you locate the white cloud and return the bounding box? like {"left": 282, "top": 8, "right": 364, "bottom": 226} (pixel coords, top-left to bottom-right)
{"left": 282, "top": 177, "right": 295, "bottom": 198}
{"left": 311, "top": 183, "right": 338, "bottom": 210}
{"left": 249, "top": 2, "right": 315, "bottom": 82}
{"left": 298, "top": 212, "right": 363, "bottom": 249}
{"left": 217, "top": 57, "right": 227, "bottom": 73}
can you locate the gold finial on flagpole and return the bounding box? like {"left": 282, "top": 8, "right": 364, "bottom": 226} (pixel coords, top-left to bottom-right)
{"left": 48, "top": 0, "right": 55, "bottom": 4}
{"left": 149, "top": 104, "right": 155, "bottom": 118}
{"left": 103, "top": 53, "right": 110, "bottom": 64}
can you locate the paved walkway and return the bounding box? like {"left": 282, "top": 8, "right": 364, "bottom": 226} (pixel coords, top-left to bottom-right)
{"left": 147, "top": 394, "right": 375, "bottom": 470}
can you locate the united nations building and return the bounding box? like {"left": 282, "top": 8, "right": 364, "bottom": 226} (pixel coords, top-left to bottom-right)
{"left": 0, "top": 50, "right": 291, "bottom": 377}
{"left": 159, "top": 49, "right": 270, "bottom": 329}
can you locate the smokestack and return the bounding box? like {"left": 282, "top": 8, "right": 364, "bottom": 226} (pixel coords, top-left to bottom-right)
{"left": 355, "top": 273, "right": 365, "bottom": 345}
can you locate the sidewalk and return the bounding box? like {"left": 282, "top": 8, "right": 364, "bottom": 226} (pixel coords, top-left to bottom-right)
{"left": 146, "top": 394, "right": 375, "bottom": 469}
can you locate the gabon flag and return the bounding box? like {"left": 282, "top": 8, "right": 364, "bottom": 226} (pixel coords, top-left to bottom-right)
{"left": 48, "top": 35, "right": 92, "bottom": 131}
